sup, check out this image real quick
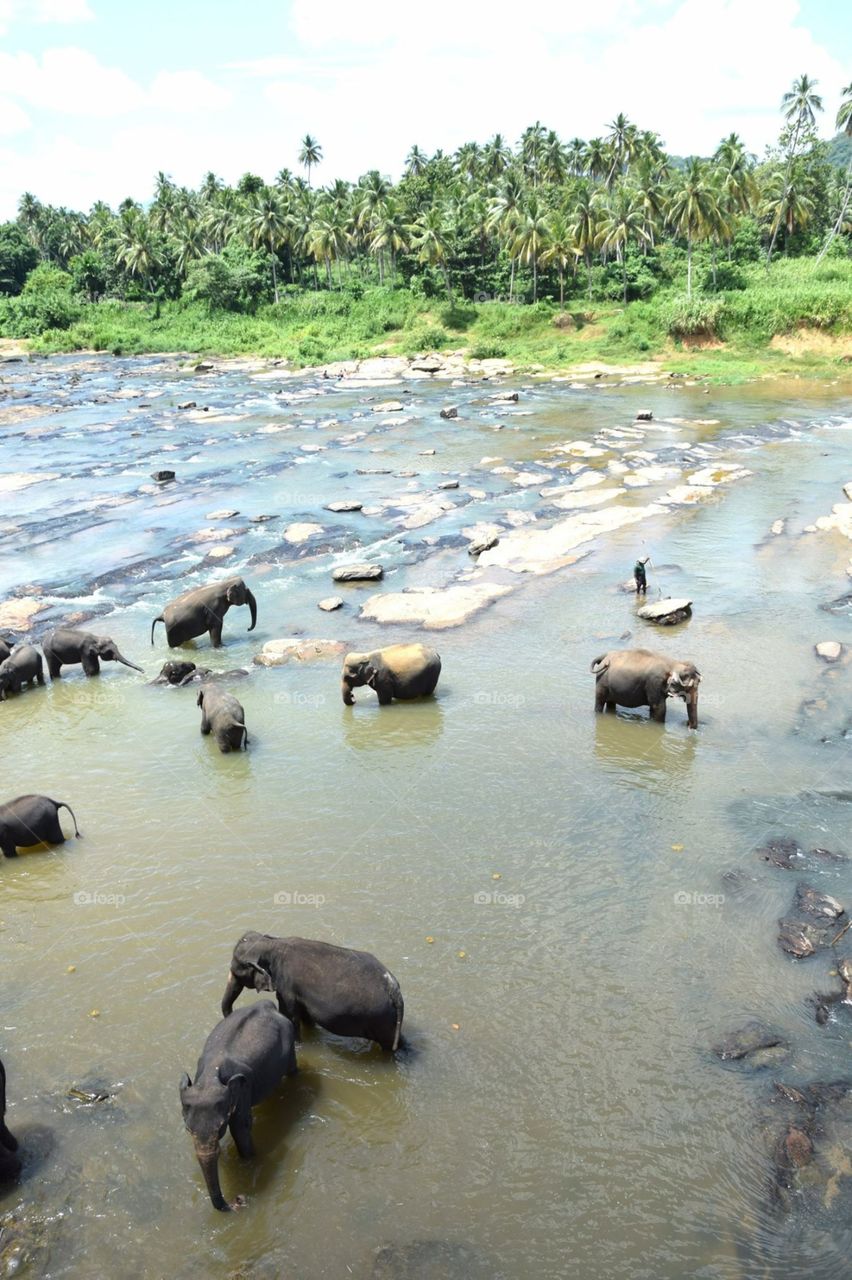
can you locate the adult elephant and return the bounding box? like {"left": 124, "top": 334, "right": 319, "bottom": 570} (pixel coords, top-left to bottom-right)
{"left": 151, "top": 577, "right": 257, "bottom": 649}
{"left": 341, "top": 643, "right": 441, "bottom": 706}
{"left": 0, "top": 639, "right": 13, "bottom": 664}
{"left": 590, "top": 648, "right": 701, "bottom": 729}
{"left": 43, "top": 629, "right": 144, "bottom": 679}
{"left": 0, "top": 1057, "right": 20, "bottom": 1181}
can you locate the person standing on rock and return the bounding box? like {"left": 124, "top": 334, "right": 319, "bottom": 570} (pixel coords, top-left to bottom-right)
{"left": 634, "top": 556, "right": 650, "bottom": 595}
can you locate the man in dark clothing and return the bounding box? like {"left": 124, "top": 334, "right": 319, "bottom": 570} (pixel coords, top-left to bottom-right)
{"left": 634, "top": 556, "right": 650, "bottom": 595}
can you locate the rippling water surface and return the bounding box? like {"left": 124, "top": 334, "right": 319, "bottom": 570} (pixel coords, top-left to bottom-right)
{"left": 2, "top": 353, "right": 852, "bottom": 1278}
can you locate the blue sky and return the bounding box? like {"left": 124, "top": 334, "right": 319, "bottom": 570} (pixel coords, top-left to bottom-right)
{"left": 0, "top": 0, "right": 849, "bottom": 218}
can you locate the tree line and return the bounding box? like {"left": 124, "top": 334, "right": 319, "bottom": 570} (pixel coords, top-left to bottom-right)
{"left": 1, "top": 80, "right": 850, "bottom": 326}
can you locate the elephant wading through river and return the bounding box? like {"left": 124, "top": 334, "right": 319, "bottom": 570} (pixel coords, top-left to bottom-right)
{"left": 180, "top": 1002, "right": 297, "bottom": 1212}
{"left": 151, "top": 577, "right": 257, "bottom": 649}
{"left": 197, "top": 685, "right": 248, "bottom": 753}
{"left": 341, "top": 643, "right": 441, "bottom": 706}
{"left": 0, "top": 646, "right": 44, "bottom": 700}
{"left": 43, "top": 629, "right": 143, "bottom": 679}
{"left": 0, "top": 794, "right": 81, "bottom": 858}
{"left": 0, "top": 1057, "right": 20, "bottom": 1181}
{"left": 591, "top": 648, "right": 701, "bottom": 729}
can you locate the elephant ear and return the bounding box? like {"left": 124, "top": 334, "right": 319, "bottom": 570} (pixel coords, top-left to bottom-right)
{"left": 226, "top": 1073, "right": 248, "bottom": 1117}
{"left": 196, "top": 689, "right": 205, "bottom": 707}
{"left": 179, "top": 1071, "right": 192, "bottom": 1099}
{"left": 249, "top": 961, "right": 274, "bottom": 992}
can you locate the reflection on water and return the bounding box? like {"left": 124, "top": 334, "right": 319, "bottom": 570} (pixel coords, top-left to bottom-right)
{"left": 1, "top": 355, "right": 852, "bottom": 1277}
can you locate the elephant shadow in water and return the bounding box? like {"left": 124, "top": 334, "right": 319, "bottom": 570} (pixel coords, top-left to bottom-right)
{"left": 296, "top": 1018, "right": 425, "bottom": 1065}
{"left": 593, "top": 713, "right": 698, "bottom": 785}
{"left": 215, "top": 1069, "right": 321, "bottom": 1204}
{"left": 342, "top": 700, "right": 445, "bottom": 753}
{"left": 0, "top": 1124, "right": 57, "bottom": 1194}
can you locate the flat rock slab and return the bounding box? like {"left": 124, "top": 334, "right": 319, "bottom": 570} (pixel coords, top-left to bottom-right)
{"left": 0, "top": 598, "right": 46, "bottom": 630}
{"left": 206, "top": 509, "right": 240, "bottom": 520}
{"left": 479, "top": 503, "right": 666, "bottom": 576}
{"left": 332, "top": 563, "right": 384, "bottom": 582}
{"left": 372, "top": 401, "right": 405, "bottom": 413}
{"left": 360, "top": 583, "right": 511, "bottom": 629}
{"left": 713, "top": 1022, "right": 789, "bottom": 1067}
{"left": 639, "top": 598, "right": 693, "bottom": 625}
{"left": 318, "top": 597, "right": 344, "bottom": 612}
{"left": 255, "top": 638, "right": 346, "bottom": 666}
{"left": 284, "top": 522, "right": 324, "bottom": 544}
{"left": 816, "top": 641, "right": 845, "bottom": 662}
{"left": 325, "top": 501, "right": 363, "bottom": 512}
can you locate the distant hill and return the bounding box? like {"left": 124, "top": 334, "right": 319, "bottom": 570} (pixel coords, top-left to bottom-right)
{"left": 828, "top": 131, "right": 852, "bottom": 168}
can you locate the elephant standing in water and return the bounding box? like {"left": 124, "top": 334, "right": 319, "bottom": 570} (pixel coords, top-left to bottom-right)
{"left": 180, "top": 1002, "right": 297, "bottom": 1212}
{"left": 0, "top": 794, "right": 81, "bottom": 857}
{"left": 197, "top": 685, "right": 248, "bottom": 752}
{"left": 222, "top": 930, "right": 405, "bottom": 1051}
{"left": 591, "top": 648, "right": 701, "bottom": 728}
{"left": 42, "top": 629, "right": 143, "bottom": 679}
{"left": 151, "top": 577, "right": 257, "bottom": 649}
{"left": 0, "top": 1057, "right": 20, "bottom": 1180}
{"left": 341, "top": 643, "right": 441, "bottom": 706}
{"left": 0, "top": 646, "right": 44, "bottom": 700}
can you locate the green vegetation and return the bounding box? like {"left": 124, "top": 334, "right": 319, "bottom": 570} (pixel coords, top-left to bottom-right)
{"left": 1, "top": 77, "right": 850, "bottom": 381}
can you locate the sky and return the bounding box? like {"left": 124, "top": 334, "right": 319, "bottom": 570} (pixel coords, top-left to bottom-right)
{"left": 0, "top": 0, "right": 849, "bottom": 219}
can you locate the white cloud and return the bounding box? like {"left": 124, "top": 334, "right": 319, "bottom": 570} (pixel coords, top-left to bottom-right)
{"left": 0, "top": 47, "right": 145, "bottom": 116}
{"left": 149, "top": 70, "right": 232, "bottom": 113}
{"left": 33, "top": 0, "right": 94, "bottom": 22}
{"left": 0, "top": 96, "right": 30, "bottom": 136}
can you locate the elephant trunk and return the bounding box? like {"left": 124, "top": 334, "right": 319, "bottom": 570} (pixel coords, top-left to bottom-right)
{"left": 221, "top": 970, "right": 243, "bottom": 1017}
{"left": 341, "top": 677, "right": 355, "bottom": 706}
{"left": 686, "top": 686, "right": 699, "bottom": 729}
{"left": 193, "top": 1139, "right": 230, "bottom": 1211}
{"left": 115, "top": 650, "right": 144, "bottom": 673}
{"left": 246, "top": 590, "right": 257, "bottom": 633}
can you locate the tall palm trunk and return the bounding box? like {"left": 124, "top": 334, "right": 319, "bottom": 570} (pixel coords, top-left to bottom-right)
{"left": 269, "top": 237, "right": 280, "bottom": 304}
{"left": 686, "top": 233, "right": 693, "bottom": 299}
{"left": 816, "top": 161, "right": 852, "bottom": 263}
{"left": 559, "top": 265, "right": 564, "bottom": 309}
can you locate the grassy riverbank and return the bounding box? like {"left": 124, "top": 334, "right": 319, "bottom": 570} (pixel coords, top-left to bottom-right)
{"left": 16, "top": 257, "right": 852, "bottom": 383}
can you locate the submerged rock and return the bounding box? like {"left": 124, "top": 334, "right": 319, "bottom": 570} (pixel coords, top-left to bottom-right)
{"left": 713, "top": 1022, "right": 789, "bottom": 1068}
{"left": 638, "top": 597, "right": 693, "bottom": 625}
{"left": 370, "top": 1240, "right": 497, "bottom": 1280}
{"left": 440, "top": 406, "right": 458, "bottom": 420}
{"left": 151, "top": 470, "right": 175, "bottom": 482}
{"left": 794, "top": 883, "right": 846, "bottom": 921}
{"left": 283, "top": 522, "right": 324, "bottom": 544}
{"left": 754, "top": 837, "right": 848, "bottom": 871}
{"left": 332, "top": 563, "right": 384, "bottom": 582}
{"left": 777, "top": 917, "right": 839, "bottom": 959}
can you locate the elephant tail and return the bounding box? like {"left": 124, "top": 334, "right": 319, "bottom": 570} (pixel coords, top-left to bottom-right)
{"left": 57, "top": 802, "right": 81, "bottom": 838}
{"left": 590, "top": 653, "right": 610, "bottom": 675}
{"left": 241, "top": 726, "right": 249, "bottom": 751}
{"left": 387, "top": 973, "right": 404, "bottom": 1052}
{"left": 151, "top": 615, "right": 164, "bottom": 645}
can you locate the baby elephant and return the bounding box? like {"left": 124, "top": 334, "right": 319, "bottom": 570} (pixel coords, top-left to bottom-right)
{"left": 150, "top": 660, "right": 212, "bottom": 687}
{"left": 0, "top": 646, "right": 44, "bottom": 700}
{"left": 0, "top": 794, "right": 81, "bottom": 858}
{"left": 43, "top": 629, "right": 144, "bottom": 679}
{"left": 591, "top": 647, "right": 701, "bottom": 729}
{"left": 180, "top": 1002, "right": 296, "bottom": 1212}
{"left": 222, "top": 931, "right": 404, "bottom": 1051}
{"left": 0, "top": 1057, "right": 20, "bottom": 1181}
{"left": 341, "top": 643, "right": 441, "bottom": 706}
{"left": 197, "top": 685, "right": 248, "bottom": 752}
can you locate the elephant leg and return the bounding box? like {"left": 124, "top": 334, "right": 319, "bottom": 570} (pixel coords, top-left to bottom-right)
{"left": 36, "top": 659, "right": 45, "bottom": 686}
{"left": 277, "top": 995, "right": 301, "bottom": 1040}
{"left": 374, "top": 677, "right": 394, "bottom": 706}
{"left": 229, "top": 1116, "right": 254, "bottom": 1160}
{"left": 46, "top": 654, "right": 62, "bottom": 679}
{"left": 81, "top": 655, "right": 100, "bottom": 676}
{"left": 1, "top": 840, "right": 18, "bottom": 858}
{"left": 209, "top": 621, "right": 224, "bottom": 648}
{"left": 594, "top": 686, "right": 607, "bottom": 713}
{"left": 650, "top": 701, "right": 667, "bottom": 723}
{"left": 200, "top": 713, "right": 211, "bottom": 735}
{"left": 44, "top": 818, "right": 65, "bottom": 845}
{"left": 606, "top": 701, "right": 617, "bottom": 713}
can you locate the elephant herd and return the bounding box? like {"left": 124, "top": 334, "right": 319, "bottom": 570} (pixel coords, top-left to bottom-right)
{"left": 1, "top": 571, "right": 701, "bottom": 1211}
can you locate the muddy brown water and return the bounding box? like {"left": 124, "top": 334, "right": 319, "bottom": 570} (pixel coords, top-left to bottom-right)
{"left": 1, "top": 354, "right": 852, "bottom": 1277}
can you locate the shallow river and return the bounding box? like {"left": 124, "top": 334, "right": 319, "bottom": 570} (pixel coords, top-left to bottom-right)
{"left": 2, "top": 353, "right": 852, "bottom": 1279}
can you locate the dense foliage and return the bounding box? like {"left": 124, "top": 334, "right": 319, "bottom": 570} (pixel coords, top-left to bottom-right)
{"left": 0, "top": 77, "right": 849, "bottom": 361}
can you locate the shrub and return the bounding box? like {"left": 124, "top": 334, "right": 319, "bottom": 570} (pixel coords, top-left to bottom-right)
{"left": 0, "top": 224, "right": 38, "bottom": 295}
{"left": 663, "top": 295, "right": 724, "bottom": 338}
{"left": 703, "top": 263, "right": 747, "bottom": 292}
{"left": 405, "top": 325, "right": 448, "bottom": 350}
{"left": 469, "top": 341, "right": 507, "bottom": 359}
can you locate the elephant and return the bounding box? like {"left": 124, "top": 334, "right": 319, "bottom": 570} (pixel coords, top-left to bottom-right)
{"left": 197, "top": 685, "right": 248, "bottom": 752}
{"left": 151, "top": 577, "right": 257, "bottom": 649}
{"left": 42, "top": 629, "right": 144, "bottom": 679}
{"left": 0, "top": 646, "right": 44, "bottom": 700}
{"left": 0, "top": 639, "right": 13, "bottom": 664}
{"left": 180, "top": 1001, "right": 297, "bottom": 1212}
{"left": 341, "top": 643, "right": 441, "bottom": 707}
{"left": 0, "top": 794, "right": 81, "bottom": 858}
{"left": 590, "top": 648, "right": 701, "bottom": 728}
{"left": 150, "top": 661, "right": 212, "bottom": 687}
{"left": 0, "top": 1057, "right": 20, "bottom": 1181}
{"left": 222, "top": 930, "right": 404, "bottom": 1051}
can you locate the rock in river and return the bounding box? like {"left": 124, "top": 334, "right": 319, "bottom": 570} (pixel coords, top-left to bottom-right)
{"left": 713, "top": 1021, "right": 790, "bottom": 1068}
{"left": 255, "top": 638, "right": 346, "bottom": 666}
{"left": 440, "top": 405, "right": 458, "bottom": 420}
{"left": 325, "top": 500, "right": 363, "bottom": 513}
{"left": 638, "top": 597, "right": 693, "bottom": 625}
{"left": 372, "top": 400, "right": 404, "bottom": 413}
{"left": 318, "top": 596, "right": 344, "bottom": 612}
{"left": 151, "top": 470, "right": 175, "bottom": 483}
{"left": 815, "top": 641, "right": 845, "bottom": 663}
{"left": 332, "top": 563, "right": 384, "bottom": 582}
{"left": 360, "top": 583, "right": 511, "bottom": 628}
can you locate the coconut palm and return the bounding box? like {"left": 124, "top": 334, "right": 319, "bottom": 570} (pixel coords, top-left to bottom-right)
{"left": 569, "top": 182, "right": 599, "bottom": 300}
{"left": 244, "top": 189, "right": 288, "bottom": 302}
{"left": 817, "top": 81, "right": 852, "bottom": 262}
{"left": 596, "top": 184, "right": 649, "bottom": 302}
{"left": 762, "top": 167, "right": 814, "bottom": 262}
{"left": 483, "top": 134, "right": 512, "bottom": 181}
{"left": 298, "top": 135, "right": 323, "bottom": 187}
{"left": 666, "top": 159, "right": 719, "bottom": 296}
{"left": 411, "top": 206, "right": 453, "bottom": 301}
{"left": 369, "top": 197, "right": 410, "bottom": 283}
{"left": 487, "top": 172, "right": 525, "bottom": 300}
{"left": 405, "top": 145, "right": 427, "bottom": 177}
{"left": 539, "top": 209, "right": 576, "bottom": 307}
{"left": 510, "top": 194, "right": 550, "bottom": 301}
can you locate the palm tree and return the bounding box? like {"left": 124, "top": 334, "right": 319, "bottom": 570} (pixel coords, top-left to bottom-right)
{"left": 540, "top": 210, "right": 576, "bottom": 307}
{"left": 520, "top": 122, "right": 546, "bottom": 187}
{"left": 173, "top": 216, "right": 205, "bottom": 278}
{"left": 762, "top": 166, "right": 814, "bottom": 261}
{"left": 596, "top": 184, "right": 649, "bottom": 303}
{"left": 405, "top": 145, "right": 427, "bottom": 177}
{"left": 298, "top": 135, "right": 323, "bottom": 187}
{"left": 765, "top": 74, "right": 823, "bottom": 264}
{"left": 411, "top": 206, "right": 453, "bottom": 301}
{"left": 570, "top": 183, "right": 598, "bottom": 300}
{"left": 487, "top": 172, "right": 524, "bottom": 300}
{"left": 816, "top": 81, "right": 852, "bottom": 262}
{"left": 510, "top": 194, "right": 550, "bottom": 301}
{"left": 116, "top": 219, "right": 160, "bottom": 298}
{"left": 583, "top": 138, "right": 608, "bottom": 184}
{"left": 605, "top": 113, "right": 633, "bottom": 186}
{"left": 667, "top": 159, "right": 719, "bottom": 296}
{"left": 244, "top": 189, "right": 288, "bottom": 302}
{"left": 369, "top": 197, "right": 410, "bottom": 283}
